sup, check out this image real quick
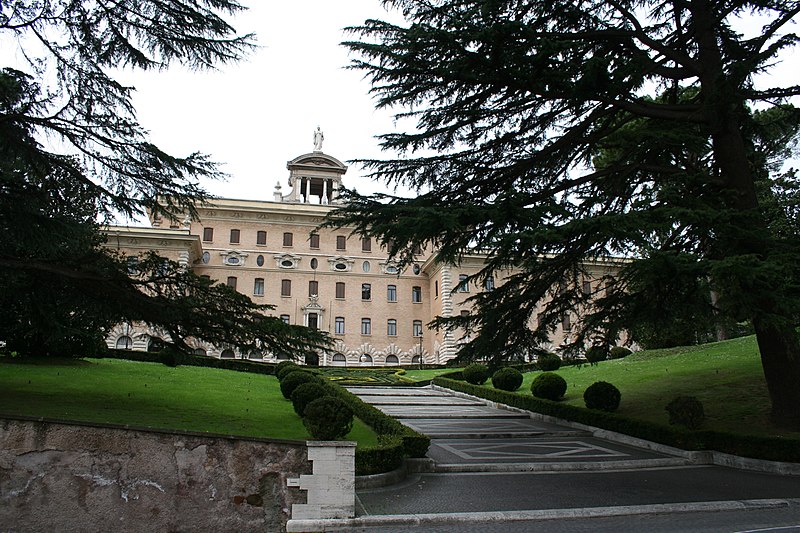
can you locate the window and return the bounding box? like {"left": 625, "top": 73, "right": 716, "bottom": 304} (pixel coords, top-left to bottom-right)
{"left": 412, "top": 286, "right": 422, "bottom": 303}
{"left": 227, "top": 276, "right": 237, "bottom": 289}
{"left": 126, "top": 256, "right": 138, "bottom": 274}
{"left": 202, "top": 227, "right": 213, "bottom": 242}
{"left": 256, "top": 254, "right": 264, "bottom": 267}
{"left": 387, "top": 285, "right": 397, "bottom": 302}
{"left": 201, "top": 252, "right": 210, "bottom": 264}
{"left": 310, "top": 258, "right": 318, "bottom": 269}
{"left": 387, "top": 319, "right": 397, "bottom": 336}
{"left": 413, "top": 264, "right": 421, "bottom": 275}
{"left": 308, "top": 313, "right": 319, "bottom": 329}
{"left": 220, "top": 349, "right": 235, "bottom": 359}
{"left": 336, "top": 235, "right": 346, "bottom": 250}
{"left": 361, "top": 237, "right": 371, "bottom": 252}
{"left": 361, "top": 283, "right": 371, "bottom": 300}
{"left": 309, "top": 233, "right": 320, "bottom": 249}
{"left": 335, "top": 282, "right": 345, "bottom": 299}
{"left": 230, "top": 229, "right": 240, "bottom": 244}
{"left": 335, "top": 316, "right": 345, "bottom": 335}
{"left": 485, "top": 276, "right": 495, "bottom": 290}
{"left": 582, "top": 280, "right": 593, "bottom": 295}
{"left": 281, "top": 279, "right": 291, "bottom": 297}
{"left": 435, "top": 280, "right": 439, "bottom": 297}
{"left": 256, "top": 230, "right": 267, "bottom": 245}
{"left": 116, "top": 336, "right": 133, "bottom": 349}
{"left": 562, "top": 313, "right": 571, "bottom": 331}
{"left": 362, "top": 261, "right": 370, "bottom": 272}
{"left": 361, "top": 318, "right": 371, "bottom": 335}
{"left": 413, "top": 320, "right": 423, "bottom": 337}
{"left": 283, "top": 232, "right": 293, "bottom": 247}
{"left": 457, "top": 274, "right": 469, "bottom": 292}
{"left": 280, "top": 314, "right": 290, "bottom": 324}
{"left": 253, "top": 278, "right": 264, "bottom": 296}
{"left": 309, "top": 280, "right": 318, "bottom": 296}
{"left": 385, "top": 355, "right": 399, "bottom": 365}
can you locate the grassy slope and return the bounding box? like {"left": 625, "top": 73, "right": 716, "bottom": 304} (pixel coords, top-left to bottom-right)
{"left": 515, "top": 336, "right": 797, "bottom": 438}
{"left": 0, "top": 358, "right": 377, "bottom": 446}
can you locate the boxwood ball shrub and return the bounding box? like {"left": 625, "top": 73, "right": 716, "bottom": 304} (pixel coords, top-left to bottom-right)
{"left": 584, "top": 381, "right": 621, "bottom": 412}
{"left": 290, "top": 382, "right": 329, "bottom": 416}
{"left": 665, "top": 396, "right": 705, "bottom": 429}
{"left": 280, "top": 370, "right": 319, "bottom": 399}
{"left": 491, "top": 367, "right": 523, "bottom": 391}
{"left": 530, "top": 372, "right": 567, "bottom": 400}
{"left": 537, "top": 352, "right": 562, "bottom": 371}
{"left": 463, "top": 363, "right": 490, "bottom": 385}
{"left": 303, "top": 396, "right": 354, "bottom": 440}
{"left": 585, "top": 345, "right": 609, "bottom": 364}
{"left": 609, "top": 346, "right": 632, "bottom": 360}
{"left": 276, "top": 361, "right": 300, "bottom": 381}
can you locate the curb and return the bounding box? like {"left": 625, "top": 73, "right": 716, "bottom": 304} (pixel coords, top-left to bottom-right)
{"left": 432, "top": 457, "right": 693, "bottom": 473}
{"left": 286, "top": 498, "right": 792, "bottom": 532}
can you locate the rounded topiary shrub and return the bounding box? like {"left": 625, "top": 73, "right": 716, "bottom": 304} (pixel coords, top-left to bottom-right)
{"left": 609, "top": 346, "right": 632, "bottom": 360}
{"left": 290, "top": 382, "right": 330, "bottom": 416}
{"left": 583, "top": 381, "right": 621, "bottom": 412}
{"left": 665, "top": 396, "right": 705, "bottom": 429}
{"left": 491, "top": 367, "right": 523, "bottom": 391}
{"left": 303, "top": 396, "right": 354, "bottom": 440}
{"left": 585, "top": 345, "right": 609, "bottom": 364}
{"left": 463, "top": 363, "right": 490, "bottom": 385}
{"left": 158, "top": 346, "right": 182, "bottom": 367}
{"left": 530, "top": 372, "right": 567, "bottom": 400}
{"left": 280, "top": 370, "right": 319, "bottom": 399}
{"left": 276, "top": 361, "right": 300, "bottom": 381}
{"left": 537, "top": 352, "right": 562, "bottom": 371}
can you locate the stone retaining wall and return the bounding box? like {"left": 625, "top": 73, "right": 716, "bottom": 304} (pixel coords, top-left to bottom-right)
{"left": 0, "top": 416, "right": 311, "bottom": 533}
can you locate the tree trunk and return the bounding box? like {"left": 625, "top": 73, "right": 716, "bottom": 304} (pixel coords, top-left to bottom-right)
{"left": 691, "top": 0, "right": 800, "bottom": 428}
{"left": 753, "top": 319, "right": 800, "bottom": 428}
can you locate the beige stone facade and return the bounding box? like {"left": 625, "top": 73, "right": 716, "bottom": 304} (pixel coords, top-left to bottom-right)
{"left": 104, "top": 148, "right": 624, "bottom": 365}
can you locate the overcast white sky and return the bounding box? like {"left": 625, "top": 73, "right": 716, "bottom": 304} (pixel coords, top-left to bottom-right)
{"left": 117, "top": 0, "right": 404, "bottom": 206}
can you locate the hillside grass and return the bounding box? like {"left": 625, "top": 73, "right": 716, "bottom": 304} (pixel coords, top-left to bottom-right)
{"left": 513, "top": 336, "right": 796, "bottom": 438}
{"left": 0, "top": 358, "right": 378, "bottom": 446}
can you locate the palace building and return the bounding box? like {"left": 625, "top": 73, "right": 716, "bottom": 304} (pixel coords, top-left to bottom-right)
{"left": 104, "top": 141, "right": 623, "bottom": 366}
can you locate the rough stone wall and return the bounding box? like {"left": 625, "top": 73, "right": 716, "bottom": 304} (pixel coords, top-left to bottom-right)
{"left": 0, "top": 417, "right": 310, "bottom": 533}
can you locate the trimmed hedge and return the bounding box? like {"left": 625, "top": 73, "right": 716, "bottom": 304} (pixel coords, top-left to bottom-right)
{"left": 531, "top": 372, "right": 567, "bottom": 400}
{"left": 583, "top": 381, "right": 621, "bottom": 412}
{"left": 280, "top": 370, "right": 320, "bottom": 399}
{"left": 98, "top": 349, "right": 278, "bottom": 375}
{"left": 433, "top": 376, "right": 800, "bottom": 463}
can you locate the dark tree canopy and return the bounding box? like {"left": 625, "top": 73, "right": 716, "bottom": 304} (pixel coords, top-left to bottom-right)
{"left": 331, "top": 0, "right": 800, "bottom": 425}
{"left": 0, "top": 1, "right": 330, "bottom": 359}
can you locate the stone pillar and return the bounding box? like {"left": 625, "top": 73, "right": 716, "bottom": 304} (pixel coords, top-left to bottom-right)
{"left": 322, "top": 179, "right": 328, "bottom": 205}
{"left": 287, "top": 441, "right": 356, "bottom": 527}
{"left": 439, "top": 267, "right": 457, "bottom": 361}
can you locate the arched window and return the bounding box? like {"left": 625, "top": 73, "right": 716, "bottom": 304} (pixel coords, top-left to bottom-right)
{"left": 220, "top": 349, "right": 235, "bottom": 359}
{"left": 194, "top": 348, "right": 207, "bottom": 356}
{"left": 385, "top": 355, "right": 399, "bottom": 366}
{"left": 332, "top": 353, "right": 347, "bottom": 366}
{"left": 248, "top": 351, "right": 263, "bottom": 360}
{"left": 275, "top": 353, "right": 291, "bottom": 361}
{"left": 359, "top": 353, "right": 373, "bottom": 366}
{"left": 116, "top": 336, "right": 133, "bottom": 349}
{"left": 412, "top": 355, "right": 421, "bottom": 364}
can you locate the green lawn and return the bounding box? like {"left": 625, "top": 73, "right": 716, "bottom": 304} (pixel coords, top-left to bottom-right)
{"left": 503, "top": 336, "right": 796, "bottom": 438}
{"left": 401, "top": 368, "right": 457, "bottom": 381}
{"left": 0, "top": 358, "right": 378, "bottom": 446}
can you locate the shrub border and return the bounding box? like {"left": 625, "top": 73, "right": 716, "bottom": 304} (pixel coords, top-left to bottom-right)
{"left": 433, "top": 377, "right": 800, "bottom": 464}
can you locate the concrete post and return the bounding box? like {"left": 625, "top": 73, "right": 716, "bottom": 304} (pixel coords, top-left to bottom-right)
{"left": 287, "top": 441, "right": 356, "bottom": 525}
